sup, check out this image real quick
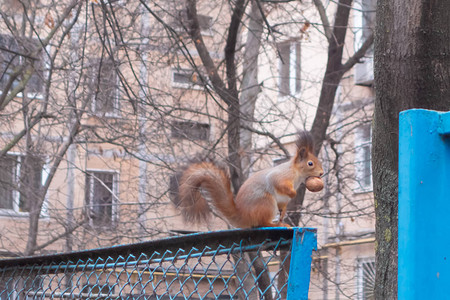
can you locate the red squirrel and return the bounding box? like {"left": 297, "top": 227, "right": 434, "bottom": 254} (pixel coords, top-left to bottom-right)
{"left": 176, "top": 131, "right": 324, "bottom": 228}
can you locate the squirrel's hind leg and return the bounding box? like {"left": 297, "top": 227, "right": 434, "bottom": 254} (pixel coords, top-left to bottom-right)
{"left": 276, "top": 204, "right": 291, "bottom": 228}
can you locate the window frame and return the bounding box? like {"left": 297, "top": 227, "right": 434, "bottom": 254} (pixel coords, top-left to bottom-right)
{"left": 81, "top": 283, "right": 116, "bottom": 298}
{"left": 356, "top": 257, "right": 376, "bottom": 300}
{"left": 171, "top": 120, "right": 211, "bottom": 141}
{"left": 353, "top": 0, "right": 376, "bottom": 85}
{"left": 0, "top": 34, "right": 46, "bottom": 99}
{"left": 90, "top": 0, "right": 126, "bottom": 6}
{"left": 173, "top": 10, "right": 213, "bottom": 36}
{"left": 0, "top": 276, "right": 44, "bottom": 300}
{"left": 354, "top": 124, "right": 373, "bottom": 193}
{"left": 278, "top": 40, "right": 301, "bottom": 98}
{"left": 171, "top": 68, "right": 204, "bottom": 90}
{"left": 85, "top": 169, "right": 119, "bottom": 228}
{"left": 353, "top": 0, "right": 376, "bottom": 53}
{"left": 89, "top": 57, "right": 121, "bottom": 117}
{"left": 0, "top": 153, "right": 48, "bottom": 217}
{"left": 0, "top": 153, "right": 20, "bottom": 212}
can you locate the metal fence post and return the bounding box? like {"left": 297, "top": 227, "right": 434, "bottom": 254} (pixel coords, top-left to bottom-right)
{"left": 286, "top": 228, "right": 317, "bottom": 300}
{"left": 398, "top": 109, "right": 450, "bottom": 299}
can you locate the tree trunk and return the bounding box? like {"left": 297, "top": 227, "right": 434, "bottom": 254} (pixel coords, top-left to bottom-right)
{"left": 373, "top": 0, "right": 450, "bottom": 298}
{"left": 186, "top": 0, "right": 246, "bottom": 190}
{"left": 240, "top": 1, "right": 264, "bottom": 177}
{"left": 24, "top": 108, "right": 83, "bottom": 256}
{"left": 309, "top": 0, "right": 352, "bottom": 152}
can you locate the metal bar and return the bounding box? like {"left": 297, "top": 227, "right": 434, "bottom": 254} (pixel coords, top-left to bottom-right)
{"left": 0, "top": 227, "right": 293, "bottom": 268}
{"left": 438, "top": 111, "right": 450, "bottom": 136}
{"left": 26, "top": 291, "right": 115, "bottom": 298}
{"left": 0, "top": 240, "right": 291, "bottom": 274}
{"left": 398, "top": 109, "right": 450, "bottom": 299}
{"left": 286, "top": 228, "right": 317, "bottom": 300}
{"left": 322, "top": 237, "right": 375, "bottom": 248}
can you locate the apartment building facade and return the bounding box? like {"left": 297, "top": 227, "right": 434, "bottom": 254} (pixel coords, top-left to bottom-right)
{"left": 0, "top": 0, "right": 376, "bottom": 298}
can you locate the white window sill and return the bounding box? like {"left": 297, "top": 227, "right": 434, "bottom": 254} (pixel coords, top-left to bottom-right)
{"left": 354, "top": 185, "right": 373, "bottom": 194}
{"left": 172, "top": 82, "right": 204, "bottom": 91}
{"left": 277, "top": 92, "right": 301, "bottom": 102}
{"left": 0, "top": 209, "right": 29, "bottom": 218}
{"left": 0, "top": 209, "right": 49, "bottom": 219}
{"left": 89, "top": 111, "right": 122, "bottom": 119}
{"left": 0, "top": 91, "right": 44, "bottom": 100}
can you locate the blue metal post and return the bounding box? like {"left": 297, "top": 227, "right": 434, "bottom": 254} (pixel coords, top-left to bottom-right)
{"left": 286, "top": 228, "right": 317, "bottom": 300}
{"left": 398, "top": 109, "right": 450, "bottom": 299}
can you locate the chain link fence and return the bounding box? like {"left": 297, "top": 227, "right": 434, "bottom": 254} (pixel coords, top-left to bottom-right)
{"left": 0, "top": 227, "right": 316, "bottom": 299}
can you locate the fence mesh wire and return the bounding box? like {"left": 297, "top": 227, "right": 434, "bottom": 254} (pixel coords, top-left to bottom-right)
{"left": 0, "top": 228, "right": 316, "bottom": 299}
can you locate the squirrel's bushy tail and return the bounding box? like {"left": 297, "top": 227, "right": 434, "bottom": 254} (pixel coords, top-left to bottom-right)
{"left": 176, "top": 161, "right": 237, "bottom": 225}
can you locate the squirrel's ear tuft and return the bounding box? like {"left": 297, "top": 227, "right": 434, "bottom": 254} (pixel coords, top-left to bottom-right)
{"left": 295, "top": 130, "right": 314, "bottom": 157}
{"left": 295, "top": 147, "right": 308, "bottom": 162}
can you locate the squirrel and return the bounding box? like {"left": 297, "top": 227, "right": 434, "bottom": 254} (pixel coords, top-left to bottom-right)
{"left": 175, "top": 131, "right": 324, "bottom": 228}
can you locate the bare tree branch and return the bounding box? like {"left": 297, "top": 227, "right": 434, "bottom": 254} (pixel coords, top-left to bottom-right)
{"left": 342, "top": 32, "right": 374, "bottom": 71}
{"left": 185, "top": 0, "right": 230, "bottom": 104}
{"left": 0, "top": 0, "right": 81, "bottom": 111}
{"left": 313, "top": 0, "right": 333, "bottom": 42}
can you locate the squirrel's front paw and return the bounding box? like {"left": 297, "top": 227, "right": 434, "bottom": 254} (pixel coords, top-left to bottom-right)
{"left": 277, "top": 222, "right": 292, "bottom": 228}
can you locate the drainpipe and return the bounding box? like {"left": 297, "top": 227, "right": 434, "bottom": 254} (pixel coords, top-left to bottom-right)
{"left": 137, "top": 3, "right": 150, "bottom": 240}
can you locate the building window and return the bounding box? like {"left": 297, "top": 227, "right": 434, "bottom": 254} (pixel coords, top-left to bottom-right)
{"left": 196, "top": 14, "right": 213, "bottom": 33}
{"left": 0, "top": 154, "right": 43, "bottom": 213}
{"left": 278, "top": 40, "right": 301, "bottom": 97}
{"left": 169, "top": 174, "right": 180, "bottom": 205}
{"left": 273, "top": 157, "right": 289, "bottom": 166}
{"left": 174, "top": 10, "right": 213, "bottom": 35}
{"left": 354, "top": 0, "right": 376, "bottom": 51}
{"left": 0, "top": 34, "right": 44, "bottom": 96}
{"left": 85, "top": 170, "right": 118, "bottom": 227}
{"left": 357, "top": 258, "right": 375, "bottom": 300}
{"left": 91, "top": 0, "right": 125, "bottom": 6}
{"left": 25, "top": 276, "right": 44, "bottom": 300}
{"left": 0, "top": 279, "right": 14, "bottom": 300}
{"left": 355, "top": 124, "right": 372, "bottom": 192}
{"left": 81, "top": 284, "right": 115, "bottom": 298}
{"left": 171, "top": 120, "right": 210, "bottom": 141}
{"left": 172, "top": 68, "right": 203, "bottom": 89}
{"left": 0, "top": 276, "right": 44, "bottom": 300}
{"left": 353, "top": 0, "right": 376, "bottom": 85}
{"left": 91, "top": 57, "right": 120, "bottom": 115}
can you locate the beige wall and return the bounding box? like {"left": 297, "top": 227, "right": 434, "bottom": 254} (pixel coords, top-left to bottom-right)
{"left": 0, "top": 0, "right": 376, "bottom": 298}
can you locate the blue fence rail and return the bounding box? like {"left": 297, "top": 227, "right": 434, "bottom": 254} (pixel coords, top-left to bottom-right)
{"left": 0, "top": 227, "right": 317, "bottom": 299}
{"left": 398, "top": 109, "right": 450, "bottom": 299}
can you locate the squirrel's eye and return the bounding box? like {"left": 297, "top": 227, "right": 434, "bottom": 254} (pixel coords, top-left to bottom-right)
{"left": 308, "top": 161, "right": 313, "bottom": 166}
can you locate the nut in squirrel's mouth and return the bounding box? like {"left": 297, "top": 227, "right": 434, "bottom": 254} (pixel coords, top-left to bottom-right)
{"left": 305, "top": 176, "right": 324, "bottom": 192}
